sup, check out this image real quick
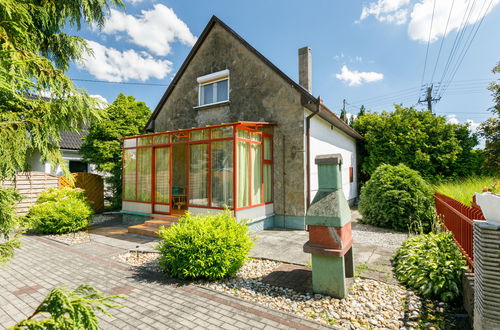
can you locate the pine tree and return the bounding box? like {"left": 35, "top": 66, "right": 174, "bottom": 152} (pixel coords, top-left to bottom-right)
{"left": 358, "top": 105, "right": 366, "bottom": 117}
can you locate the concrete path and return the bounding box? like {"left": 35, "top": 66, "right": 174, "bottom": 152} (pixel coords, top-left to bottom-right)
{"left": 0, "top": 236, "right": 330, "bottom": 329}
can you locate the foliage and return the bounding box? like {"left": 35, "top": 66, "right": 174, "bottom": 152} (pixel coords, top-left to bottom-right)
{"left": 0, "top": 188, "right": 22, "bottom": 265}
{"left": 434, "top": 176, "right": 498, "bottom": 206}
{"left": 478, "top": 62, "right": 500, "bottom": 172}
{"left": 359, "top": 163, "right": 435, "bottom": 233}
{"left": 0, "top": 0, "right": 123, "bottom": 180}
{"left": 81, "top": 94, "right": 151, "bottom": 208}
{"left": 156, "top": 210, "right": 254, "bottom": 280}
{"left": 393, "top": 232, "right": 467, "bottom": 302}
{"left": 27, "top": 188, "right": 93, "bottom": 234}
{"left": 353, "top": 106, "right": 481, "bottom": 181}
{"left": 12, "top": 284, "right": 123, "bottom": 329}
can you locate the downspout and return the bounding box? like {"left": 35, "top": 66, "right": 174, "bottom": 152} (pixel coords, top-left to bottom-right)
{"left": 306, "top": 96, "right": 322, "bottom": 208}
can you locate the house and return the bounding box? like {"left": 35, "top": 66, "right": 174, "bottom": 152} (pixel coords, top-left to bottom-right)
{"left": 122, "top": 16, "right": 362, "bottom": 233}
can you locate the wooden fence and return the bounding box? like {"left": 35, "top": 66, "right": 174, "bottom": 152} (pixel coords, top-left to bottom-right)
{"left": 1, "top": 172, "right": 59, "bottom": 215}
{"left": 434, "top": 192, "right": 485, "bottom": 271}
{"left": 59, "top": 173, "right": 104, "bottom": 213}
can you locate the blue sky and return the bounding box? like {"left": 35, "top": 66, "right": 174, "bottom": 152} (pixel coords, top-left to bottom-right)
{"left": 68, "top": 0, "right": 500, "bottom": 130}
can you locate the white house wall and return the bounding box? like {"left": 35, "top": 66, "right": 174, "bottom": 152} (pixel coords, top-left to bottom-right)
{"left": 307, "top": 113, "right": 358, "bottom": 203}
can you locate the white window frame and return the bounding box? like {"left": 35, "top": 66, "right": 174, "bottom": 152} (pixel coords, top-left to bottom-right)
{"left": 197, "top": 70, "right": 230, "bottom": 107}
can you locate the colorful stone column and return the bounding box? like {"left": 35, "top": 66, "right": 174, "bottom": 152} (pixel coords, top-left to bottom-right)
{"left": 303, "top": 154, "right": 354, "bottom": 298}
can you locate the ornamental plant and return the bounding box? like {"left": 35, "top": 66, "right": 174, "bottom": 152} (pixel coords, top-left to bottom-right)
{"left": 156, "top": 210, "right": 254, "bottom": 280}
{"left": 393, "top": 232, "right": 467, "bottom": 302}
{"left": 359, "top": 163, "right": 435, "bottom": 233}
{"left": 27, "top": 188, "right": 93, "bottom": 234}
{"left": 0, "top": 188, "right": 22, "bottom": 265}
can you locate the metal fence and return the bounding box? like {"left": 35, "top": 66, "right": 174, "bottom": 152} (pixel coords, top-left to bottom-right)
{"left": 434, "top": 192, "right": 485, "bottom": 271}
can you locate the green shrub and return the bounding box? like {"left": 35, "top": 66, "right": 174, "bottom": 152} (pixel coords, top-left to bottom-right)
{"left": 0, "top": 188, "right": 22, "bottom": 239}
{"left": 156, "top": 210, "right": 254, "bottom": 280}
{"left": 359, "top": 163, "right": 435, "bottom": 232}
{"left": 27, "top": 188, "right": 93, "bottom": 234}
{"left": 393, "top": 232, "right": 467, "bottom": 302}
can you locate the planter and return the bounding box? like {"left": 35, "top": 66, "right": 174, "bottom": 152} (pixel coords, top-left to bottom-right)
{"left": 475, "top": 193, "right": 500, "bottom": 225}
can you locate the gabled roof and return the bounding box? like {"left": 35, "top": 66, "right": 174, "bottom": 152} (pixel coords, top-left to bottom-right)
{"left": 146, "top": 16, "right": 362, "bottom": 140}
{"left": 60, "top": 130, "right": 88, "bottom": 150}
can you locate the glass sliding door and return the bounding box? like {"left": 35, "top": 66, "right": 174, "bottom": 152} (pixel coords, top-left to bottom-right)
{"left": 154, "top": 147, "right": 170, "bottom": 213}
{"left": 137, "top": 148, "right": 152, "bottom": 202}
{"left": 237, "top": 141, "right": 250, "bottom": 208}
{"left": 189, "top": 143, "right": 208, "bottom": 206}
{"left": 211, "top": 140, "right": 233, "bottom": 207}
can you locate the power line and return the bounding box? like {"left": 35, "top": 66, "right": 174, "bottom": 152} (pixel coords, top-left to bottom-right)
{"left": 430, "top": 0, "right": 455, "bottom": 82}
{"left": 72, "top": 78, "right": 168, "bottom": 87}
{"left": 420, "top": 0, "right": 437, "bottom": 87}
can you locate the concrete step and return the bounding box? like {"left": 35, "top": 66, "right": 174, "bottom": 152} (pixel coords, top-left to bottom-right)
{"left": 144, "top": 219, "right": 177, "bottom": 229}
{"left": 151, "top": 214, "right": 179, "bottom": 221}
{"left": 127, "top": 224, "right": 159, "bottom": 237}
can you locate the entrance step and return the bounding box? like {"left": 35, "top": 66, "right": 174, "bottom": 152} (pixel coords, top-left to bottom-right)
{"left": 144, "top": 219, "right": 177, "bottom": 228}
{"left": 127, "top": 216, "right": 179, "bottom": 237}
{"left": 151, "top": 214, "right": 180, "bottom": 221}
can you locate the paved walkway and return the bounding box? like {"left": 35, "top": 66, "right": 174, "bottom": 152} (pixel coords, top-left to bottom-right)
{"left": 0, "top": 236, "right": 330, "bottom": 329}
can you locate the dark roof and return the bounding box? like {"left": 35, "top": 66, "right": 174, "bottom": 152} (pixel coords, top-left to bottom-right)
{"left": 59, "top": 130, "right": 88, "bottom": 150}
{"left": 146, "top": 16, "right": 362, "bottom": 140}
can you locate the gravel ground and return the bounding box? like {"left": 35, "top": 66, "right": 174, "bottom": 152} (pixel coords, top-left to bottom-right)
{"left": 117, "top": 254, "right": 459, "bottom": 329}
{"left": 45, "top": 231, "right": 91, "bottom": 245}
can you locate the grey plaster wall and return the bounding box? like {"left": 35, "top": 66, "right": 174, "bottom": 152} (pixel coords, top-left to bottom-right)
{"left": 153, "top": 23, "right": 307, "bottom": 218}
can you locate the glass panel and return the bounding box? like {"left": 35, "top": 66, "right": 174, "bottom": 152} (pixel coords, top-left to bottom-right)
{"left": 237, "top": 141, "right": 250, "bottom": 208}
{"left": 123, "top": 149, "right": 136, "bottom": 200}
{"left": 264, "top": 137, "right": 272, "bottom": 160}
{"left": 211, "top": 126, "right": 233, "bottom": 139}
{"left": 189, "top": 144, "right": 208, "bottom": 206}
{"left": 216, "top": 79, "right": 228, "bottom": 102}
{"left": 138, "top": 137, "right": 152, "bottom": 146}
{"left": 154, "top": 134, "right": 169, "bottom": 145}
{"left": 202, "top": 84, "right": 213, "bottom": 105}
{"left": 211, "top": 141, "right": 233, "bottom": 208}
{"left": 190, "top": 129, "right": 208, "bottom": 141}
{"left": 123, "top": 138, "right": 136, "bottom": 148}
{"left": 137, "top": 148, "right": 152, "bottom": 202}
{"left": 264, "top": 164, "right": 272, "bottom": 203}
{"left": 172, "top": 133, "right": 188, "bottom": 143}
{"left": 252, "top": 144, "right": 262, "bottom": 204}
{"left": 237, "top": 129, "right": 249, "bottom": 139}
{"left": 251, "top": 132, "right": 262, "bottom": 142}
{"left": 155, "top": 147, "right": 170, "bottom": 204}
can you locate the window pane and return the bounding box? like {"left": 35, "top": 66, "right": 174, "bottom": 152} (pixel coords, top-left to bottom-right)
{"left": 211, "top": 141, "right": 233, "bottom": 208}
{"left": 189, "top": 144, "right": 208, "bottom": 206}
{"left": 138, "top": 137, "right": 152, "bottom": 146}
{"left": 237, "top": 129, "right": 249, "bottom": 139}
{"left": 172, "top": 133, "right": 188, "bottom": 143}
{"left": 155, "top": 147, "right": 170, "bottom": 204}
{"left": 251, "top": 132, "right": 262, "bottom": 142}
{"left": 264, "top": 137, "right": 272, "bottom": 160}
{"left": 202, "top": 84, "right": 213, "bottom": 105}
{"left": 237, "top": 141, "right": 250, "bottom": 208}
{"left": 190, "top": 129, "right": 208, "bottom": 141}
{"left": 211, "top": 126, "right": 233, "bottom": 139}
{"left": 216, "top": 79, "right": 228, "bottom": 102}
{"left": 123, "top": 138, "right": 136, "bottom": 148}
{"left": 264, "top": 164, "right": 272, "bottom": 203}
{"left": 154, "top": 134, "right": 169, "bottom": 145}
{"left": 252, "top": 144, "right": 262, "bottom": 204}
{"left": 137, "top": 148, "right": 152, "bottom": 202}
{"left": 123, "top": 149, "right": 136, "bottom": 200}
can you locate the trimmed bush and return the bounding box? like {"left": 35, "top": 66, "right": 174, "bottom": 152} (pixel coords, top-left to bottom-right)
{"left": 359, "top": 163, "right": 435, "bottom": 232}
{"left": 156, "top": 210, "right": 254, "bottom": 280}
{"left": 27, "top": 188, "right": 93, "bottom": 234}
{"left": 393, "top": 232, "right": 467, "bottom": 302}
{"left": 0, "top": 188, "right": 22, "bottom": 238}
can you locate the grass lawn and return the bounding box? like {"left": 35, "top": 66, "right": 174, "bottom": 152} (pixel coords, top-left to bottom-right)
{"left": 434, "top": 176, "right": 498, "bottom": 206}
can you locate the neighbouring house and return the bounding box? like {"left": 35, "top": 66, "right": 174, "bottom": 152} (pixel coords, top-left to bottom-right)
{"left": 122, "top": 16, "right": 362, "bottom": 232}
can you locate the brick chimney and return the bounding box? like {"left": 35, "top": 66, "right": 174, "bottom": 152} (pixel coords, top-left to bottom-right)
{"left": 298, "top": 47, "right": 312, "bottom": 93}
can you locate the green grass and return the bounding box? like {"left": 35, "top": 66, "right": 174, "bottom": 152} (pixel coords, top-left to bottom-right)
{"left": 434, "top": 176, "right": 498, "bottom": 206}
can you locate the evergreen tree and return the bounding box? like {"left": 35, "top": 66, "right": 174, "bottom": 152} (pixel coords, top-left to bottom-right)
{"left": 358, "top": 105, "right": 366, "bottom": 117}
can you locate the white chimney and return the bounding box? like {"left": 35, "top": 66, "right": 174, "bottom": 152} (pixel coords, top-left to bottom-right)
{"left": 298, "top": 47, "right": 312, "bottom": 93}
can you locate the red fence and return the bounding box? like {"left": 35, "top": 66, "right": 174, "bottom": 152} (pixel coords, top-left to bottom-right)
{"left": 434, "top": 192, "right": 485, "bottom": 271}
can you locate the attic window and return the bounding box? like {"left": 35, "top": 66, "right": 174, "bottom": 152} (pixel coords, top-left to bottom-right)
{"left": 197, "top": 70, "right": 229, "bottom": 107}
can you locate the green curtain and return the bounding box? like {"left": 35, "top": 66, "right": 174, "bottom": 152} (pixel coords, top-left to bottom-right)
{"left": 123, "top": 149, "right": 136, "bottom": 200}
{"left": 189, "top": 143, "right": 208, "bottom": 206}
{"left": 211, "top": 141, "right": 233, "bottom": 207}
{"left": 252, "top": 143, "right": 262, "bottom": 204}
{"left": 137, "top": 148, "right": 152, "bottom": 202}
{"left": 155, "top": 147, "right": 170, "bottom": 203}
{"left": 237, "top": 141, "right": 250, "bottom": 208}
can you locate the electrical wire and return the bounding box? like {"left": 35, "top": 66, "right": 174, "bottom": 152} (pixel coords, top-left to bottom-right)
{"left": 420, "top": 0, "right": 438, "bottom": 88}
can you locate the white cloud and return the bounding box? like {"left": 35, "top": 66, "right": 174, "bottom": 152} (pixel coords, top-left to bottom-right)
{"left": 446, "top": 114, "right": 460, "bottom": 124}
{"left": 446, "top": 114, "right": 480, "bottom": 132}
{"left": 126, "top": 0, "right": 151, "bottom": 4}
{"left": 466, "top": 119, "right": 480, "bottom": 131}
{"left": 408, "top": 0, "right": 500, "bottom": 43}
{"left": 335, "top": 65, "right": 384, "bottom": 86}
{"left": 81, "top": 40, "right": 172, "bottom": 82}
{"left": 90, "top": 94, "right": 108, "bottom": 109}
{"left": 358, "top": 0, "right": 410, "bottom": 24}
{"left": 102, "top": 4, "right": 197, "bottom": 56}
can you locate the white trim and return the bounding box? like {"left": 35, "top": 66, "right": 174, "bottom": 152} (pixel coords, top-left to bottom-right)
{"left": 193, "top": 100, "right": 230, "bottom": 109}
{"left": 197, "top": 69, "right": 230, "bottom": 84}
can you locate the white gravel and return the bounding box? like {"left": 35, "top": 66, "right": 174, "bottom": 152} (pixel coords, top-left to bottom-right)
{"left": 45, "top": 231, "right": 91, "bottom": 245}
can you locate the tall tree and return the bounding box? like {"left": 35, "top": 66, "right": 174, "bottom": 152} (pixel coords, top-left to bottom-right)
{"left": 478, "top": 62, "right": 500, "bottom": 172}
{"left": 81, "top": 94, "right": 151, "bottom": 208}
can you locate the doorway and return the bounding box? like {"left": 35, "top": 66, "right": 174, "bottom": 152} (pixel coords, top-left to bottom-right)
{"left": 171, "top": 144, "right": 188, "bottom": 215}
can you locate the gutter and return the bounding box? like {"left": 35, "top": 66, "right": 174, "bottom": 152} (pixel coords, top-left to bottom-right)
{"left": 306, "top": 96, "right": 322, "bottom": 208}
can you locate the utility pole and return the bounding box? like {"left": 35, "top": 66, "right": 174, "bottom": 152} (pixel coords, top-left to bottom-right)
{"left": 340, "top": 99, "right": 347, "bottom": 123}
{"left": 418, "top": 84, "right": 441, "bottom": 112}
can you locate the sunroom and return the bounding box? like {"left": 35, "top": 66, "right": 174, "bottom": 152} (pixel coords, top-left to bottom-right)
{"left": 121, "top": 122, "right": 274, "bottom": 221}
